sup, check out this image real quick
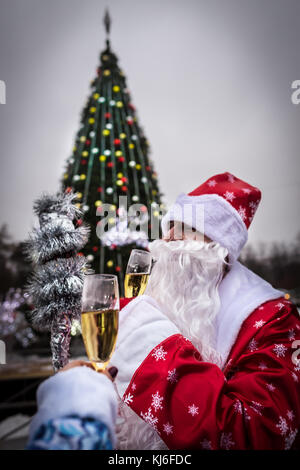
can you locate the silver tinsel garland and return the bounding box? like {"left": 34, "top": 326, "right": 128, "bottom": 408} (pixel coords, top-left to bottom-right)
{"left": 0, "top": 288, "right": 37, "bottom": 348}
{"left": 26, "top": 191, "right": 89, "bottom": 371}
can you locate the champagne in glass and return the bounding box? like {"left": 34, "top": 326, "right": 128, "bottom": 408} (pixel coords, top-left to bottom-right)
{"left": 81, "top": 274, "right": 119, "bottom": 371}
{"left": 124, "top": 249, "right": 152, "bottom": 297}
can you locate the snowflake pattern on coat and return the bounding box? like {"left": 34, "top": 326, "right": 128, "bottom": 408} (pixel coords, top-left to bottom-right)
{"left": 123, "top": 392, "right": 134, "bottom": 405}
{"left": 163, "top": 422, "right": 173, "bottom": 435}
{"left": 220, "top": 432, "right": 235, "bottom": 450}
{"left": 151, "top": 391, "right": 164, "bottom": 412}
{"left": 152, "top": 345, "right": 167, "bottom": 361}
{"left": 123, "top": 297, "right": 300, "bottom": 449}
{"left": 167, "top": 368, "right": 178, "bottom": 384}
{"left": 140, "top": 407, "right": 159, "bottom": 432}
{"left": 254, "top": 320, "right": 265, "bottom": 329}
{"left": 273, "top": 344, "right": 287, "bottom": 358}
{"left": 188, "top": 404, "right": 199, "bottom": 417}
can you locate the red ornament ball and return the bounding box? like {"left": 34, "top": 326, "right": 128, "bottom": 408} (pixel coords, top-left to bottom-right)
{"left": 97, "top": 186, "right": 103, "bottom": 192}
{"left": 118, "top": 156, "right": 125, "bottom": 162}
{"left": 114, "top": 138, "right": 121, "bottom": 146}
{"left": 127, "top": 119, "right": 133, "bottom": 126}
{"left": 105, "top": 112, "right": 111, "bottom": 119}
{"left": 115, "top": 266, "right": 121, "bottom": 272}
{"left": 81, "top": 159, "right": 87, "bottom": 165}
{"left": 141, "top": 205, "right": 147, "bottom": 212}
{"left": 121, "top": 177, "right": 127, "bottom": 183}
{"left": 76, "top": 219, "right": 83, "bottom": 226}
{"left": 121, "top": 185, "right": 128, "bottom": 192}
{"left": 107, "top": 162, "right": 114, "bottom": 168}
{"left": 85, "top": 139, "right": 91, "bottom": 146}
{"left": 111, "top": 244, "right": 117, "bottom": 250}
{"left": 146, "top": 166, "right": 151, "bottom": 171}
{"left": 92, "top": 246, "right": 99, "bottom": 252}
{"left": 65, "top": 187, "right": 72, "bottom": 193}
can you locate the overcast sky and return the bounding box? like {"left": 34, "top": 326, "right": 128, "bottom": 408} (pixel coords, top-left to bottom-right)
{"left": 0, "top": 0, "right": 299, "bottom": 249}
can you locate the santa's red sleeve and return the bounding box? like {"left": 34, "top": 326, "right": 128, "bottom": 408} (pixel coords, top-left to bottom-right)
{"left": 120, "top": 297, "right": 135, "bottom": 310}
{"left": 123, "top": 299, "right": 300, "bottom": 449}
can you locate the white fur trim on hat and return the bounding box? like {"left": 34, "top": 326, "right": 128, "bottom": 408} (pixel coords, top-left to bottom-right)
{"left": 161, "top": 193, "right": 248, "bottom": 264}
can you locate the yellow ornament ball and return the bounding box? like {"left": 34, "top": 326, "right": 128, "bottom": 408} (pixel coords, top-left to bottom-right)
{"left": 73, "top": 146, "right": 77, "bottom": 152}
{"left": 113, "top": 85, "right": 120, "bottom": 92}
{"left": 115, "top": 150, "right": 122, "bottom": 157}
{"left": 89, "top": 118, "right": 95, "bottom": 124}
{"left": 153, "top": 211, "right": 159, "bottom": 217}
{"left": 75, "top": 203, "right": 81, "bottom": 209}
{"left": 76, "top": 192, "right": 83, "bottom": 200}
{"left": 99, "top": 155, "right": 106, "bottom": 162}
{"left": 80, "top": 174, "right": 86, "bottom": 180}
{"left": 108, "top": 217, "right": 115, "bottom": 224}
{"left": 117, "top": 172, "right": 123, "bottom": 178}
{"left": 80, "top": 136, "right": 86, "bottom": 142}
{"left": 64, "top": 173, "right": 68, "bottom": 179}
{"left": 136, "top": 164, "right": 141, "bottom": 170}
{"left": 103, "top": 129, "right": 110, "bottom": 136}
{"left": 90, "top": 107, "right": 96, "bottom": 113}
{"left": 95, "top": 200, "right": 102, "bottom": 207}
{"left": 129, "top": 143, "right": 135, "bottom": 149}
{"left": 110, "top": 204, "right": 116, "bottom": 210}
{"left": 116, "top": 101, "right": 123, "bottom": 108}
{"left": 107, "top": 260, "right": 114, "bottom": 268}
{"left": 120, "top": 133, "right": 126, "bottom": 139}
{"left": 116, "top": 180, "right": 123, "bottom": 186}
{"left": 82, "top": 151, "right": 88, "bottom": 157}
{"left": 93, "top": 93, "right": 100, "bottom": 99}
{"left": 152, "top": 189, "right": 157, "bottom": 195}
{"left": 103, "top": 69, "right": 111, "bottom": 76}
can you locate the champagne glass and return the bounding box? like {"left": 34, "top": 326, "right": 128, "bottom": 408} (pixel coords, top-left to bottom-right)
{"left": 81, "top": 274, "right": 119, "bottom": 372}
{"left": 124, "top": 249, "right": 152, "bottom": 297}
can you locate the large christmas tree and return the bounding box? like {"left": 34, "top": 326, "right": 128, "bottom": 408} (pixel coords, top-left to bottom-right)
{"left": 62, "top": 11, "right": 164, "bottom": 295}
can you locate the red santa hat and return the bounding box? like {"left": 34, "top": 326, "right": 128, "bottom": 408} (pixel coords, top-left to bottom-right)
{"left": 161, "top": 172, "right": 261, "bottom": 264}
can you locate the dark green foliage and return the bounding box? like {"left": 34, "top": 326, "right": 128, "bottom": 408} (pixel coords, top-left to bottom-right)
{"left": 62, "top": 40, "right": 164, "bottom": 295}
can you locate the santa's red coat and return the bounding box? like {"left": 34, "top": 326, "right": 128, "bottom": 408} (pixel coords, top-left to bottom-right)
{"left": 120, "top": 296, "right": 300, "bottom": 450}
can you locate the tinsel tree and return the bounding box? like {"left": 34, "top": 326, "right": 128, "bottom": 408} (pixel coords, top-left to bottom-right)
{"left": 62, "top": 10, "right": 165, "bottom": 295}
{"left": 26, "top": 191, "right": 89, "bottom": 371}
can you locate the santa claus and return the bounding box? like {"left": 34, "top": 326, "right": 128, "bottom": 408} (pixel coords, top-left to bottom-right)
{"left": 27, "top": 171, "right": 300, "bottom": 451}
{"left": 111, "top": 171, "right": 300, "bottom": 450}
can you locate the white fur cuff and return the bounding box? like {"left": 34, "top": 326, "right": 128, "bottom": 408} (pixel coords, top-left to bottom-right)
{"left": 28, "top": 366, "right": 118, "bottom": 446}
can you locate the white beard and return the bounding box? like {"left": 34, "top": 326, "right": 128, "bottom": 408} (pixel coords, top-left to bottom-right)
{"left": 115, "top": 238, "right": 228, "bottom": 450}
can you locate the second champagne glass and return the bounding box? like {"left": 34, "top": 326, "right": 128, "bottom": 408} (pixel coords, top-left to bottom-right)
{"left": 124, "top": 249, "right": 152, "bottom": 297}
